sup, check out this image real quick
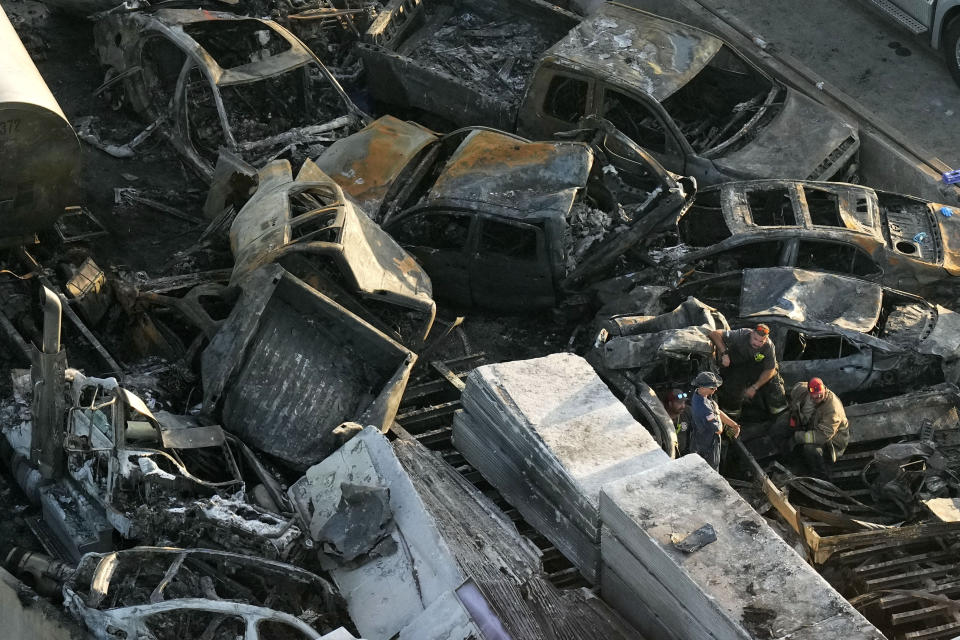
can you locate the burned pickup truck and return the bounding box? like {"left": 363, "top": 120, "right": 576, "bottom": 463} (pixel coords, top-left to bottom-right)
{"left": 358, "top": 1, "right": 859, "bottom": 186}
{"left": 93, "top": 9, "right": 367, "bottom": 180}
{"left": 653, "top": 179, "right": 960, "bottom": 299}
{"left": 315, "top": 115, "right": 694, "bottom": 310}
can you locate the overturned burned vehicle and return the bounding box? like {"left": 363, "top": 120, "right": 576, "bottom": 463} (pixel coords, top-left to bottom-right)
{"left": 587, "top": 296, "right": 729, "bottom": 452}
{"left": 654, "top": 180, "right": 960, "bottom": 299}
{"left": 63, "top": 547, "right": 355, "bottom": 639}
{"left": 359, "top": 1, "right": 859, "bottom": 185}
{"left": 230, "top": 158, "right": 436, "bottom": 343}
{"left": 316, "top": 116, "right": 693, "bottom": 310}
{"left": 591, "top": 268, "right": 960, "bottom": 440}
{"left": 92, "top": 9, "right": 367, "bottom": 179}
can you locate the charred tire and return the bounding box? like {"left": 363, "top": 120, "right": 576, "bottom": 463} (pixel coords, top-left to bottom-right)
{"left": 945, "top": 16, "right": 960, "bottom": 87}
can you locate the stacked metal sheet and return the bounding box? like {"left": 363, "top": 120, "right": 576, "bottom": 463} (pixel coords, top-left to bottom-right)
{"left": 599, "top": 454, "right": 886, "bottom": 640}
{"left": 451, "top": 353, "right": 669, "bottom": 583}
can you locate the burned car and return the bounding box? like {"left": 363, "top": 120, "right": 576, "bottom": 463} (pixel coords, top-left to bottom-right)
{"left": 586, "top": 296, "right": 729, "bottom": 452}
{"left": 230, "top": 158, "right": 436, "bottom": 343}
{"left": 93, "top": 9, "right": 367, "bottom": 179}
{"left": 359, "top": 1, "right": 859, "bottom": 185}
{"left": 593, "top": 268, "right": 960, "bottom": 412}
{"left": 316, "top": 116, "right": 694, "bottom": 310}
{"left": 63, "top": 547, "right": 356, "bottom": 640}
{"left": 653, "top": 180, "right": 960, "bottom": 298}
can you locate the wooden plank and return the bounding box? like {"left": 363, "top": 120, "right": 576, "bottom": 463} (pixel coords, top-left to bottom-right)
{"left": 854, "top": 550, "right": 955, "bottom": 577}
{"left": 431, "top": 359, "right": 466, "bottom": 391}
{"left": 864, "top": 566, "right": 954, "bottom": 590}
{"left": 891, "top": 603, "right": 954, "bottom": 626}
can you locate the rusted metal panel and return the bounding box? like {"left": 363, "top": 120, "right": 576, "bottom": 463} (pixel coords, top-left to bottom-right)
{"left": 426, "top": 129, "right": 592, "bottom": 222}
{"left": 739, "top": 267, "right": 884, "bottom": 332}
{"left": 313, "top": 115, "right": 438, "bottom": 219}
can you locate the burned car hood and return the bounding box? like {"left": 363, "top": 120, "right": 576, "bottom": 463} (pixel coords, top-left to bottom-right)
{"left": 739, "top": 267, "right": 882, "bottom": 332}
{"left": 713, "top": 90, "right": 857, "bottom": 181}
{"left": 314, "top": 116, "right": 438, "bottom": 220}
{"left": 424, "top": 129, "right": 593, "bottom": 220}
{"left": 230, "top": 159, "right": 434, "bottom": 317}
{"left": 600, "top": 327, "right": 715, "bottom": 370}
{"left": 547, "top": 4, "right": 722, "bottom": 102}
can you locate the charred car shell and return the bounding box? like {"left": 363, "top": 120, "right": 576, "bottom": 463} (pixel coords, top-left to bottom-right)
{"left": 319, "top": 116, "right": 693, "bottom": 310}
{"left": 202, "top": 265, "right": 416, "bottom": 470}
{"left": 230, "top": 158, "right": 436, "bottom": 343}
{"left": 93, "top": 9, "right": 366, "bottom": 180}
{"left": 63, "top": 547, "right": 353, "bottom": 640}
{"left": 660, "top": 179, "right": 960, "bottom": 298}
{"left": 519, "top": 3, "right": 860, "bottom": 185}
{"left": 599, "top": 268, "right": 960, "bottom": 399}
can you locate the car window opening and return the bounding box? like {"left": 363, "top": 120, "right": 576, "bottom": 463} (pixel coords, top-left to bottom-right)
{"left": 804, "top": 187, "right": 844, "bottom": 227}
{"left": 659, "top": 45, "right": 774, "bottom": 154}
{"left": 183, "top": 21, "right": 292, "bottom": 68}
{"left": 795, "top": 241, "right": 881, "bottom": 278}
{"left": 782, "top": 330, "right": 859, "bottom": 361}
{"left": 479, "top": 219, "right": 538, "bottom": 261}
{"left": 393, "top": 212, "right": 472, "bottom": 251}
{"left": 601, "top": 89, "right": 666, "bottom": 154}
{"left": 747, "top": 187, "right": 796, "bottom": 226}
{"left": 544, "top": 75, "right": 588, "bottom": 123}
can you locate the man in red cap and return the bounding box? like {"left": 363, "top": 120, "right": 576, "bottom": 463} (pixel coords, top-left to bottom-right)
{"left": 779, "top": 377, "right": 850, "bottom": 477}
{"left": 708, "top": 323, "right": 786, "bottom": 420}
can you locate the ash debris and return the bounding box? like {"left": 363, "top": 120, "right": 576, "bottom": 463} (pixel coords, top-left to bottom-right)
{"left": 0, "top": 0, "right": 955, "bottom": 638}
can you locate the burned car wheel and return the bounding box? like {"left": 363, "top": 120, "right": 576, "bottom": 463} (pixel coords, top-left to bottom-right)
{"left": 946, "top": 17, "right": 960, "bottom": 87}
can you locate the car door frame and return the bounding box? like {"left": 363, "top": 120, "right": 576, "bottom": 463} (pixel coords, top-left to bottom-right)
{"left": 592, "top": 80, "right": 691, "bottom": 177}
{"left": 469, "top": 213, "right": 556, "bottom": 310}
{"left": 384, "top": 206, "right": 477, "bottom": 307}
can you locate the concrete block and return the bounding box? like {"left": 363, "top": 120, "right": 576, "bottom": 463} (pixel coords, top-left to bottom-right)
{"left": 600, "top": 454, "right": 884, "bottom": 640}
{"left": 290, "top": 428, "right": 463, "bottom": 640}
{"left": 601, "top": 527, "right": 719, "bottom": 640}
{"left": 452, "top": 353, "right": 669, "bottom": 583}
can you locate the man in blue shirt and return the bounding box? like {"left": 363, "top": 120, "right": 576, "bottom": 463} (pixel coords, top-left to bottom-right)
{"left": 689, "top": 371, "right": 741, "bottom": 470}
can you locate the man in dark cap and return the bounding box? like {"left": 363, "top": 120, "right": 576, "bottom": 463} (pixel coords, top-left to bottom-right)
{"left": 659, "top": 388, "right": 692, "bottom": 456}
{"left": 708, "top": 323, "right": 786, "bottom": 420}
{"left": 689, "top": 371, "right": 741, "bottom": 470}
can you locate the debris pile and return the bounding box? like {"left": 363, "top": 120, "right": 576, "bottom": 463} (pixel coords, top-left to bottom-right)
{"left": 407, "top": 6, "right": 559, "bottom": 102}
{"left": 2, "top": 0, "right": 960, "bottom": 637}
